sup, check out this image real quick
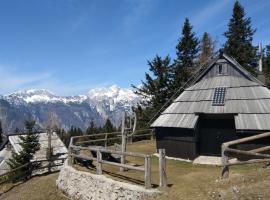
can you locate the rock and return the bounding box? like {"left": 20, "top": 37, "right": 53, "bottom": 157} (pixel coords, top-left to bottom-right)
{"left": 56, "top": 161, "right": 158, "bottom": 200}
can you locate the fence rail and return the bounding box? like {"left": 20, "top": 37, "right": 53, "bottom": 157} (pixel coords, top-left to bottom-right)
{"left": 74, "top": 129, "right": 154, "bottom": 146}
{"left": 0, "top": 158, "right": 66, "bottom": 185}
{"left": 221, "top": 132, "right": 270, "bottom": 178}
{"left": 68, "top": 129, "right": 166, "bottom": 189}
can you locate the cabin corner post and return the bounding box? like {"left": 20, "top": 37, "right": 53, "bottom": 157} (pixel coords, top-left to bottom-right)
{"left": 145, "top": 156, "right": 151, "bottom": 189}
{"left": 221, "top": 144, "right": 229, "bottom": 178}
{"left": 158, "top": 149, "right": 167, "bottom": 187}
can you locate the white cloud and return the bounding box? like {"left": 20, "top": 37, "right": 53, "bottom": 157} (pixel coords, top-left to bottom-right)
{"left": 0, "top": 66, "right": 52, "bottom": 95}
{"left": 0, "top": 65, "right": 113, "bottom": 96}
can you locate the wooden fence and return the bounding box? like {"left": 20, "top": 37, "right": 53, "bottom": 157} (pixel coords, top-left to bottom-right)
{"left": 74, "top": 129, "right": 154, "bottom": 147}
{"left": 221, "top": 132, "right": 270, "bottom": 178}
{"left": 0, "top": 158, "right": 66, "bottom": 185}
{"left": 68, "top": 129, "right": 167, "bottom": 189}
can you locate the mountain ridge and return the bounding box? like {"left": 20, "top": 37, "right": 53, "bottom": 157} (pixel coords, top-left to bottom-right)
{"left": 0, "top": 85, "right": 141, "bottom": 133}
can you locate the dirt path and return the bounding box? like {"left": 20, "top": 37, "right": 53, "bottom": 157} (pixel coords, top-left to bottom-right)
{"left": 0, "top": 173, "right": 68, "bottom": 200}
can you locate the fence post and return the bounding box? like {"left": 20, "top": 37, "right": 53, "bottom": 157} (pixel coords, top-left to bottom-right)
{"left": 221, "top": 144, "right": 229, "bottom": 178}
{"left": 105, "top": 133, "right": 108, "bottom": 147}
{"left": 68, "top": 147, "right": 74, "bottom": 166}
{"left": 129, "top": 135, "right": 133, "bottom": 144}
{"left": 96, "top": 150, "right": 102, "bottom": 175}
{"left": 159, "top": 149, "right": 167, "bottom": 187}
{"left": 151, "top": 129, "right": 154, "bottom": 140}
{"left": 144, "top": 156, "right": 151, "bottom": 189}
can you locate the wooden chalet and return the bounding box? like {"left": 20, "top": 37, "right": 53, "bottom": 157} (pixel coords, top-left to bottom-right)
{"left": 151, "top": 52, "right": 270, "bottom": 159}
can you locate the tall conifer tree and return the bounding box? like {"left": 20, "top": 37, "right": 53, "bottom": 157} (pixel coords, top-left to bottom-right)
{"left": 263, "top": 44, "right": 270, "bottom": 87}
{"left": 199, "top": 32, "right": 215, "bottom": 65}
{"left": 223, "top": 1, "right": 256, "bottom": 72}
{"left": 103, "top": 119, "right": 114, "bottom": 133}
{"left": 7, "top": 120, "right": 40, "bottom": 181}
{"left": 133, "top": 55, "right": 172, "bottom": 110}
{"left": 132, "top": 55, "right": 172, "bottom": 127}
{"left": 86, "top": 120, "right": 99, "bottom": 135}
{"left": 173, "top": 18, "right": 199, "bottom": 88}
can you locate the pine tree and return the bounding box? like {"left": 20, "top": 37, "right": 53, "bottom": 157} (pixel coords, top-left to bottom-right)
{"left": 103, "top": 119, "right": 114, "bottom": 133}
{"left": 132, "top": 55, "right": 173, "bottom": 127}
{"left": 86, "top": 120, "right": 99, "bottom": 135}
{"left": 133, "top": 55, "right": 172, "bottom": 110}
{"left": 199, "top": 32, "right": 215, "bottom": 65}
{"left": 173, "top": 18, "right": 199, "bottom": 86}
{"left": 223, "top": 1, "right": 257, "bottom": 72}
{"left": 7, "top": 120, "right": 40, "bottom": 181}
{"left": 263, "top": 44, "right": 270, "bottom": 87}
{"left": 0, "top": 121, "right": 3, "bottom": 144}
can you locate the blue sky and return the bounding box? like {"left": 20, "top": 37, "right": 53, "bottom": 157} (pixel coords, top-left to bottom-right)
{"left": 0, "top": 0, "right": 270, "bottom": 95}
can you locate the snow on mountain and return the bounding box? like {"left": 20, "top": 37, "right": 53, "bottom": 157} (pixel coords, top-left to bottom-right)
{"left": 0, "top": 85, "right": 142, "bottom": 132}
{"left": 87, "top": 85, "right": 141, "bottom": 123}
{"left": 88, "top": 85, "right": 138, "bottom": 102}
{"left": 5, "top": 89, "right": 87, "bottom": 104}
{"left": 88, "top": 85, "right": 140, "bottom": 110}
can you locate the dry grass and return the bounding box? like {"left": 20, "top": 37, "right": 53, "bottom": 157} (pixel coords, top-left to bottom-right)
{"left": 0, "top": 173, "right": 69, "bottom": 200}
{"left": 1, "top": 140, "right": 270, "bottom": 200}
{"left": 74, "top": 140, "right": 270, "bottom": 200}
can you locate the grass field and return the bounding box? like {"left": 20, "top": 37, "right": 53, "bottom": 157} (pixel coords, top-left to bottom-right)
{"left": 1, "top": 140, "right": 270, "bottom": 200}
{"left": 0, "top": 173, "right": 69, "bottom": 200}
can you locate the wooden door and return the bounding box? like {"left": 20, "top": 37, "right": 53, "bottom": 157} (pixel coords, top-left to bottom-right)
{"left": 198, "top": 116, "right": 236, "bottom": 156}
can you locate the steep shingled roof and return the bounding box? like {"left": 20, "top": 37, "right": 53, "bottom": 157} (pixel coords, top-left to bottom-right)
{"left": 151, "top": 53, "right": 270, "bottom": 131}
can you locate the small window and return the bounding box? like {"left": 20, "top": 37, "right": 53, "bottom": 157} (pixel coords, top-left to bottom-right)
{"left": 212, "top": 87, "right": 226, "bottom": 106}
{"left": 218, "top": 65, "right": 222, "bottom": 74}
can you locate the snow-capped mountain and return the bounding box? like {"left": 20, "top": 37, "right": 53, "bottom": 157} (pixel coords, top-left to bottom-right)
{"left": 6, "top": 89, "right": 87, "bottom": 104}
{"left": 87, "top": 85, "right": 141, "bottom": 125}
{"left": 0, "top": 85, "right": 141, "bottom": 132}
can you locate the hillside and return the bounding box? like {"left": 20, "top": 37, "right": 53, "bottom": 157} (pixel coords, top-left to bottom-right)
{"left": 1, "top": 140, "right": 269, "bottom": 200}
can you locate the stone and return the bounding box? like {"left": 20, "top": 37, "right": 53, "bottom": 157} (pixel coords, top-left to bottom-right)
{"left": 56, "top": 161, "right": 158, "bottom": 200}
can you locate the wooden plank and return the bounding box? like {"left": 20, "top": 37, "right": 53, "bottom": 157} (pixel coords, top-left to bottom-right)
{"left": 70, "top": 145, "right": 149, "bottom": 158}
{"left": 131, "top": 133, "right": 152, "bottom": 138}
{"left": 76, "top": 137, "right": 120, "bottom": 145}
{"left": 70, "top": 153, "right": 97, "bottom": 161}
{"left": 223, "top": 132, "right": 270, "bottom": 147}
{"left": 144, "top": 156, "right": 151, "bottom": 189}
{"left": 94, "top": 148, "right": 148, "bottom": 158}
{"left": 96, "top": 150, "right": 102, "bottom": 175}
{"left": 101, "top": 160, "right": 145, "bottom": 171}
{"left": 159, "top": 149, "right": 167, "bottom": 187}
{"left": 226, "top": 148, "right": 270, "bottom": 159}
{"left": 248, "top": 146, "right": 270, "bottom": 153}
{"left": 227, "top": 158, "right": 270, "bottom": 166}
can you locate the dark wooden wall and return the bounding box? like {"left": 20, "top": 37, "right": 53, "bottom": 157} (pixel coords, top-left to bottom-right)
{"left": 155, "top": 127, "right": 197, "bottom": 160}
{"left": 155, "top": 117, "right": 270, "bottom": 160}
